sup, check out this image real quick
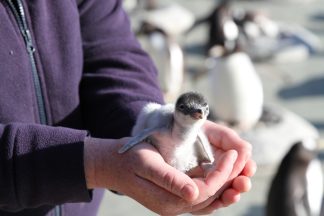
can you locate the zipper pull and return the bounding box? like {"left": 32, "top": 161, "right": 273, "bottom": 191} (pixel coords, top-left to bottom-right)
{"left": 24, "top": 29, "right": 35, "bottom": 53}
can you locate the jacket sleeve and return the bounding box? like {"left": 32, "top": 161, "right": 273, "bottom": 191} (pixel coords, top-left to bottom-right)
{"left": 78, "top": 0, "right": 164, "bottom": 138}
{"left": 0, "top": 123, "right": 91, "bottom": 211}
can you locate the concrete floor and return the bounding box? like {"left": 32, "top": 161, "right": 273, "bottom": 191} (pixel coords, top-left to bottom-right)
{"left": 98, "top": 0, "right": 324, "bottom": 215}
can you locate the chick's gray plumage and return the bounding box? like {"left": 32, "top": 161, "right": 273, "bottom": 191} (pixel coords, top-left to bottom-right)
{"left": 119, "top": 92, "right": 214, "bottom": 172}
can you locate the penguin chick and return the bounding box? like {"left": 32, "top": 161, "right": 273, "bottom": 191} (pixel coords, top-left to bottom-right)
{"left": 118, "top": 92, "right": 214, "bottom": 173}
{"left": 266, "top": 141, "right": 323, "bottom": 216}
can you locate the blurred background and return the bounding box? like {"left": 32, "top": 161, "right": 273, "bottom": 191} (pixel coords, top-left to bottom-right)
{"left": 98, "top": 0, "right": 324, "bottom": 215}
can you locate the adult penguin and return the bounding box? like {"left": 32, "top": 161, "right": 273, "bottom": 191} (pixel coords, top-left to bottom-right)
{"left": 205, "top": 3, "right": 263, "bottom": 131}
{"left": 266, "top": 140, "right": 323, "bottom": 216}
{"left": 136, "top": 2, "right": 195, "bottom": 102}
{"left": 187, "top": 0, "right": 263, "bottom": 131}
{"left": 189, "top": 0, "right": 238, "bottom": 53}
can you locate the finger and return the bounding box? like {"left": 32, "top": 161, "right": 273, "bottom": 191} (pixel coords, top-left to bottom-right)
{"left": 205, "top": 149, "right": 237, "bottom": 188}
{"left": 188, "top": 194, "right": 218, "bottom": 215}
{"left": 190, "top": 188, "right": 241, "bottom": 215}
{"left": 221, "top": 188, "right": 241, "bottom": 207}
{"left": 204, "top": 121, "right": 252, "bottom": 158}
{"left": 204, "top": 121, "right": 252, "bottom": 178}
{"left": 190, "top": 195, "right": 226, "bottom": 215}
{"left": 191, "top": 203, "right": 222, "bottom": 215}
{"left": 191, "top": 198, "right": 224, "bottom": 215}
{"left": 203, "top": 120, "right": 240, "bottom": 149}
{"left": 232, "top": 175, "right": 252, "bottom": 193}
{"left": 193, "top": 150, "right": 237, "bottom": 202}
{"left": 241, "top": 159, "right": 257, "bottom": 177}
{"left": 187, "top": 151, "right": 240, "bottom": 214}
{"left": 135, "top": 147, "right": 199, "bottom": 202}
{"left": 128, "top": 175, "right": 188, "bottom": 215}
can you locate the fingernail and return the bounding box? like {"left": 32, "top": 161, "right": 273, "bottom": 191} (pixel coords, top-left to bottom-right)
{"left": 181, "top": 184, "right": 197, "bottom": 202}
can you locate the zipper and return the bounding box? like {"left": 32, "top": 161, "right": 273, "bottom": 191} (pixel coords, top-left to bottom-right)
{"left": 7, "top": 0, "right": 48, "bottom": 125}
{"left": 6, "top": 1, "right": 61, "bottom": 215}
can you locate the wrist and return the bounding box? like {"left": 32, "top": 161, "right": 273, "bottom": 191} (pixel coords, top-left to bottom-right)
{"left": 84, "top": 137, "right": 124, "bottom": 189}
{"left": 84, "top": 137, "right": 110, "bottom": 189}
{"left": 84, "top": 137, "right": 99, "bottom": 189}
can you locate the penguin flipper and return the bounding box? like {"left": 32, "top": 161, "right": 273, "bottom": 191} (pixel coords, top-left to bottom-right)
{"left": 196, "top": 131, "right": 215, "bottom": 163}
{"left": 118, "top": 128, "right": 158, "bottom": 153}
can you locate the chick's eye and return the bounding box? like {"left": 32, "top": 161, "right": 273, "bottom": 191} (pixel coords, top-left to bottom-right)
{"left": 179, "top": 104, "right": 185, "bottom": 110}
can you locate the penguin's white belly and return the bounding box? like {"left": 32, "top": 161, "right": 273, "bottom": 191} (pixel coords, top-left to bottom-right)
{"left": 152, "top": 133, "right": 199, "bottom": 172}
{"left": 208, "top": 52, "right": 263, "bottom": 130}
{"left": 171, "top": 143, "right": 199, "bottom": 172}
{"left": 305, "top": 158, "right": 323, "bottom": 216}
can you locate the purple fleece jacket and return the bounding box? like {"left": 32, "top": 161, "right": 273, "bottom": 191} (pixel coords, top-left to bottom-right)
{"left": 0, "top": 0, "right": 164, "bottom": 215}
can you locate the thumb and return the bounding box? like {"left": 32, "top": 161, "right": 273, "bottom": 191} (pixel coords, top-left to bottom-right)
{"left": 137, "top": 157, "right": 199, "bottom": 202}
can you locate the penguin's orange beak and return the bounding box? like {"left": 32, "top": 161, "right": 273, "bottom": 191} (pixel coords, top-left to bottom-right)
{"left": 191, "top": 111, "right": 203, "bottom": 119}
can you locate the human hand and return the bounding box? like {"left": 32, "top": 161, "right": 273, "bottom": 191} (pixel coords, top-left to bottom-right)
{"left": 188, "top": 120, "right": 256, "bottom": 214}
{"left": 84, "top": 137, "right": 239, "bottom": 215}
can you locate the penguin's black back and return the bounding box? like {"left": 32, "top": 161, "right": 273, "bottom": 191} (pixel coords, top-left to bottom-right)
{"left": 206, "top": 1, "right": 231, "bottom": 50}
{"left": 266, "top": 142, "right": 314, "bottom": 216}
